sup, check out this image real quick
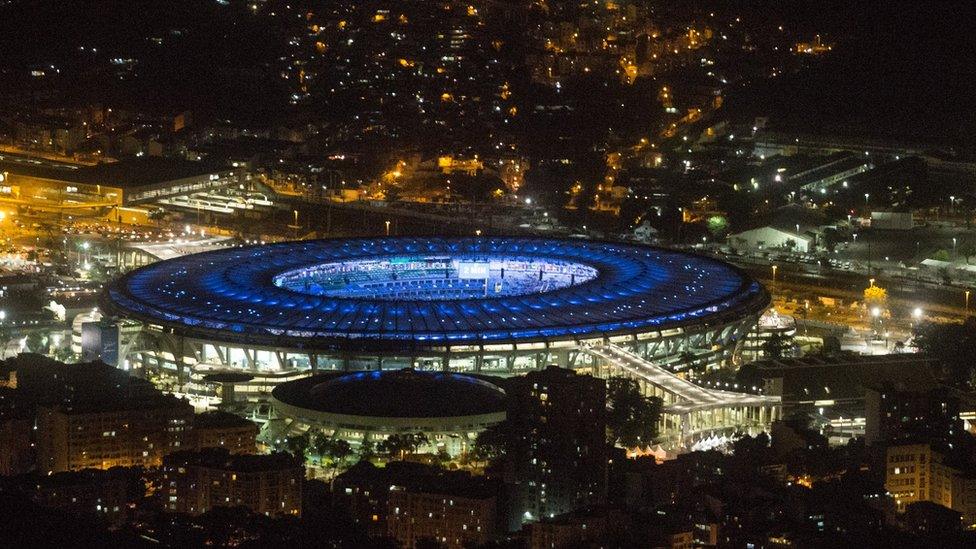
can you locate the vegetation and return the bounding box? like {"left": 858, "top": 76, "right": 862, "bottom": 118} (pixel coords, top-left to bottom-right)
{"left": 706, "top": 215, "right": 728, "bottom": 237}
{"left": 761, "top": 332, "right": 790, "bottom": 359}
{"left": 605, "top": 377, "right": 663, "bottom": 449}
{"left": 862, "top": 284, "right": 887, "bottom": 307}
{"left": 377, "top": 433, "right": 430, "bottom": 460}
{"left": 283, "top": 432, "right": 311, "bottom": 461}
{"left": 311, "top": 432, "right": 354, "bottom": 479}
{"left": 914, "top": 318, "right": 976, "bottom": 388}
{"left": 471, "top": 424, "right": 507, "bottom": 465}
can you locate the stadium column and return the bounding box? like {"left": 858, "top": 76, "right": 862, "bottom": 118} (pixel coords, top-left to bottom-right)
{"left": 474, "top": 354, "right": 483, "bottom": 372}
{"left": 177, "top": 336, "right": 187, "bottom": 384}
{"left": 309, "top": 353, "right": 318, "bottom": 372}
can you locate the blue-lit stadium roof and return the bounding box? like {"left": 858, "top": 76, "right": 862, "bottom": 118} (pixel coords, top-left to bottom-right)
{"left": 104, "top": 237, "right": 768, "bottom": 351}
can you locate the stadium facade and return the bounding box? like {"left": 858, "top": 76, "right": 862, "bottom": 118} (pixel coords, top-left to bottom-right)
{"left": 270, "top": 369, "right": 508, "bottom": 456}
{"left": 103, "top": 237, "right": 769, "bottom": 389}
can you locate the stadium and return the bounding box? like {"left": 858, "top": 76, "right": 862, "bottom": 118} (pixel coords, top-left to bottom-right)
{"left": 104, "top": 237, "right": 769, "bottom": 387}
{"left": 270, "top": 369, "right": 508, "bottom": 456}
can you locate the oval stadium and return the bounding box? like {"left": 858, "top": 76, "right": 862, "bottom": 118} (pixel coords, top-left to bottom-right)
{"left": 104, "top": 236, "right": 769, "bottom": 384}
{"left": 270, "top": 368, "right": 508, "bottom": 455}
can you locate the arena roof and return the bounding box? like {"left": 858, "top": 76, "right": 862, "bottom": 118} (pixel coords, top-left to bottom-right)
{"left": 0, "top": 157, "right": 232, "bottom": 189}
{"left": 103, "top": 237, "right": 767, "bottom": 351}
{"left": 272, "top": 369, "right": 507, "bottom": 418}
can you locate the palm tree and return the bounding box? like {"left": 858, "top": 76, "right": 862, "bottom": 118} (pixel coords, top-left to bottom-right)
{"left": 284, "top": 432, "right": 311, "bottom": 462}
{"left": 311, "top": 431, "right": 331, "bottom": 465}
{"left": 379, "top": 432, "right": 430, "bottom": 460}
{"left": 311, "top": 433, "right": 353, "bottom": 484}
{"left": 358, "top": 439, "right": 377, "bottom": 462}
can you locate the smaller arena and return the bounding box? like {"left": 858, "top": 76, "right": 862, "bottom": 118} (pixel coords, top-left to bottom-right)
{"left": 271, "top": 368, "right": 508, "bottom": 456}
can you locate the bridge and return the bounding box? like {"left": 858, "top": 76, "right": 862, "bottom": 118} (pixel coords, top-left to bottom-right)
{"left": 584, "top": 343, "right": 780, "bottom": 449}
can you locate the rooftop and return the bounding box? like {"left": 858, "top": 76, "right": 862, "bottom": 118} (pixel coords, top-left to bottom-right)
{"left": 272, "top": 369, "right": 507, "bottom": 418}
{"left": 164, "top": 448, "right": 300, "bottom": 473}
{"left": 0, "top": 157, "right": 232, "bottom": 189}
{"left": 192, "top": 410, "right": 257, "bottom": 430}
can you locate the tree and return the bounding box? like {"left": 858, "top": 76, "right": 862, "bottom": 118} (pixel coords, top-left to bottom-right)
{"left": 960, "top": 243, "right": 976, "bottom": 264}
{"left": 938, "top": 266, "right": 953, "bottom": 285}
{"left": 606, "top": 377, "right": 663, "bottom": 449}
{"left": 932, "top": 249, "right": 951, "bottom": 262}
{"left": 679, "top": 351, "right": 705, "bottom": 375}
{"left": 358, "top": 439, "right": 377, "bottom": 462}
{"left": 706, "top": 215, "right": 728, "bottom": 238}
{"left": 914, "top": 318, "right": 976, "bottom": 388}
{"left": 472, "top": 424, "right": 507, "bottom": 465}
{"left": 821, "top": 227, "right": 841, "bottom": 253}
{"left": 762, "top": 332, "right": 790, "bottom": 359}
{"left": 378, "top": 433, "right": 429, "bottom": 460}
{"left": 284, "top": 432, "right": 311, "bottom": 461}
{"left": 863, "top": 285, "right": 887, "bottom": 308}
{"left": 311, "top": 431, "right": 331, "bottom": 464}
{"left": 313, "top": 434, "right": 353, "bottom": 480}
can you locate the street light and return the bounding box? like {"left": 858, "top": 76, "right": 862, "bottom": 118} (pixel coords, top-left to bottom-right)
{"left": 864, "top": 193, "right": 870, "bottom": 205}
{"left": 966, "top": 290, "right": 971, "bottom": 314}
{"left": 771, "top": 264, "right": 777, "bottom": 282}
{"left": 385, "top": 220, "right": 391, "bottom": 236}
{"left": 869, "top": 278, "right": 875, "bottom": 287}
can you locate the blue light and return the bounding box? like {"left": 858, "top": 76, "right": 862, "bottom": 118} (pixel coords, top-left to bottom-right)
{"left": 105, "top": 237, "right": 767, "bottom": 349}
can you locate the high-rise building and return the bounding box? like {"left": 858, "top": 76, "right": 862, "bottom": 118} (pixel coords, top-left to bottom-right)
{"left": 388, "top": 482, "right": 496, "bottom": 549}
{"left": 190, "top": 410, "right": 258, "bottom": 454}
{"left": 865, "top": 386, "right": 963, "bottom": 446}
{"left": 504, "top": 366, "right": 607, "bottom": 523}
{"left": 885, "top": 442, "right": 976, "bottom": 527}
{"left": 335, "top": 460, "right": 500, "bottom": 545}
{"left": 161, "top": 448, "right": 303, "bottom": 517}
{"left": 36, "top": 394, "right": 194, "bottom": 472}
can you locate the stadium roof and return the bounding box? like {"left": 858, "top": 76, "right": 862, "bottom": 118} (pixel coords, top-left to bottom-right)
{"left": 272, "top": 369, "right": 507, "bottom": 418}
{"left": 104, "top": 237, "right": 768, "bottom": 351}
{"left": 0, "top": 157, "right": 232, "bottom": 189}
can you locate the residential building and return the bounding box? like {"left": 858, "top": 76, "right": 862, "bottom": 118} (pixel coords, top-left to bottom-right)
{"left": 504, "top": 367, "right": 608, "bottom": 524}
{"left": 388, "top": 483, "right": 496, "bottom": 549}
{"left": 36, "top": 394, "right": 194, "bottom": 472}
{"left": 335, "top": 460, "right": 500, "bottom": 545}
{"left": 161, "top": 448, "right": 303, "bottom": 517}
{"left": 191, "top": 410, "right": 258, "bottom": 454}
{"left": 885, "top": 442, "right": 976, "bottom": 527}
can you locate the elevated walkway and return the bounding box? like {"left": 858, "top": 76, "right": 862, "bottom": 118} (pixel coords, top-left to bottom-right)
{"left": 584, "top": 343, "right": 780, "bottom": 447}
